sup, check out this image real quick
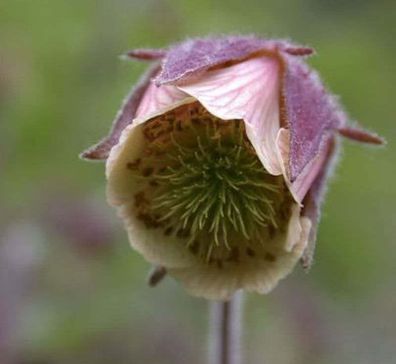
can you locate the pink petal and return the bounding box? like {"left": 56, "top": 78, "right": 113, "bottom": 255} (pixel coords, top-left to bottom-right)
{"left": 178, "top": 56, "right": 283, "bottom": 175}
{"left": 135, "top": 81, "right": 189, "bottom": 118}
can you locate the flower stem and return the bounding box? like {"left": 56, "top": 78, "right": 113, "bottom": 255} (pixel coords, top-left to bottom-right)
{"left": 209, "top": 292, "right": 243, "bottom": 364}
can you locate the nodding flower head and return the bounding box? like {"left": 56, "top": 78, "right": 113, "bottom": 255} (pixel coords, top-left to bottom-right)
{"left": 82, "top": 36, "right": 384, "bottom": 300}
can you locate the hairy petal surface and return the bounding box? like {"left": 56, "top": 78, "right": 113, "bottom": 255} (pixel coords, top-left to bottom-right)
{"left": 156, "top": 36, "right": 310, "bottom": 85}
{"left": 276, "top": 128, "right": 331, "bottom": 203}
{"left": 282, "top": 57, "right": 345, "bottom": 181}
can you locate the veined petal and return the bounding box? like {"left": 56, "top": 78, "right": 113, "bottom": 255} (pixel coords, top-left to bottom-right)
{"left": 169, "top": 204, "right": 311, "bottom": 300}
{"left": 135, "top": 81, "right": 189, "bottom": 118}
{"left": 177, "top": 56, "right": 283, "bottom": 175}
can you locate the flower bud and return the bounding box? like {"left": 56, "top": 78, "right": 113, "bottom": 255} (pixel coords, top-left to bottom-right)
{"left": 82, "top": 36, "right": 384, "bottom": 300}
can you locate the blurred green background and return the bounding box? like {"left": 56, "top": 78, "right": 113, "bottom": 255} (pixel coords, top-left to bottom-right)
{"left": 0, "top": 0, "right": 395, "bottom": 363}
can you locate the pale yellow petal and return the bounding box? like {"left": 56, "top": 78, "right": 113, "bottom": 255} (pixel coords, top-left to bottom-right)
{"left": 169, "top": 205, "right": 311, "bottom": 300}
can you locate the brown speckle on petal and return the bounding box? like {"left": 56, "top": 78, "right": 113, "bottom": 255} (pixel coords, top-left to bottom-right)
{"left": 265, "top": 252, "right": 277, "bottom": 262}
{"left": 246, "top": 247, "right": 256, "bottom": 257}
{"left": 142, "top": 167, "right": 154, "bottom": 177}
{"left": 126, "top": 158, "right": 141, "bottom": 170}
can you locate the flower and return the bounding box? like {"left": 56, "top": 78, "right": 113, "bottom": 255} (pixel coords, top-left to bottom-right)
{"left": 82, "top": 36, "right": 384, "bottom": 300}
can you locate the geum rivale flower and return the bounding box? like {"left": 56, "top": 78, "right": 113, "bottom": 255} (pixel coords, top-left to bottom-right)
{"left": 82, "top": 36, "right": 384, "bottom": 300}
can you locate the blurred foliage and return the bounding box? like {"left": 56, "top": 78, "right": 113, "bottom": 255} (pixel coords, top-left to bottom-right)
{"left": 0, "top": 0, "right": 395, "bottom": 363}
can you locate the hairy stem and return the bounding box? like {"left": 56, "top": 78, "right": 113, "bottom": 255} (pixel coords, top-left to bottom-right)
{"left": 209, "top": 292, "right": 244, "bottom": 364}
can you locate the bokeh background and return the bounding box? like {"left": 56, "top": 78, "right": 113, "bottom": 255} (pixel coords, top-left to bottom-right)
{"left": 1, "top": 0, "right": 395, "bottom": 363}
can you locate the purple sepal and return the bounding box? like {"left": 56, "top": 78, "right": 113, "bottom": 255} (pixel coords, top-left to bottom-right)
{"left": 283, "top": 47, "right": 315, "bottom": 56}
{"left": 124, "top": 48, "right": 167, "bottom": 61}
{"left": 80, "top": 63, "right": 160, "bottom": 160}
{"left": 301, "top": 136, "right": 339, "bottom": 270}
{"left": 283, "top": 57, "right": 346, "bottom": 181}
{"left": 155, "top": 36, "right": 311, "bottom": 85}
{"left": 338, "top": 126, "right": 385, "bottom": 145}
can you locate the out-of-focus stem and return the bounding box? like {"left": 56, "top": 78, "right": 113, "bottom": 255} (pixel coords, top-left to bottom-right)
{"left": 209, "top": 292, "right": 243, "bottom": 364}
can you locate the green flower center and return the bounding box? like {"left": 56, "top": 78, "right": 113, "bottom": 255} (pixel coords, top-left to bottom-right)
{"left": 128, "top": 102, "right": 291, "bottom": 265}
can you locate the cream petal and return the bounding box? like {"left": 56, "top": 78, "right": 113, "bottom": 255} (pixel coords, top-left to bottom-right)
{"left": 135, "top": 81, "right": 189, "bottom": 118}
{"left": 106, "top": 102, "right": 200, "bottom": 269}
{"left": 275, "top": 128, "right": 291, "bottom": 179}
{"left": 284, "top": 204, "right": 304, "bottom": 252}
{"left": 132, "top": 97, "right": 196, "bottom": 128}
{"left": 119, "top": 202, "right": 197, "bottom": 268}
{"left": 177, "top": 56, "right": 282, "bottom": 175}
{"left": 168, "top": 265, "right": 240, "bottom": 300}
{"left": 244, "top": 215, "right": 311, "bottom": 296}
{"left": 169, "top": 205, "right": 311, "bottom": 300}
